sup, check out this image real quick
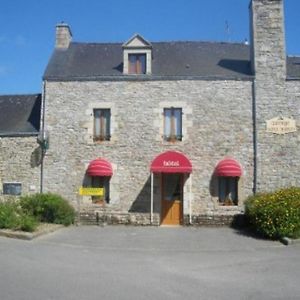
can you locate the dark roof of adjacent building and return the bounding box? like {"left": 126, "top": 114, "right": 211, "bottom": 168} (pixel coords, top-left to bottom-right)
{"left": 287, "top": 56, "right": 300, "bottom": 79}
{"left": 43, "top": 41, "right": 253, "bottom": 81}
{"left": 0, "top": 94, "right": 41, "bottom": 136}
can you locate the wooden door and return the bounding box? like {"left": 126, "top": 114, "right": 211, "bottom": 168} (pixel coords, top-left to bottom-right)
{"left": 161, "top": 174, "right": 183, "bottom": 225}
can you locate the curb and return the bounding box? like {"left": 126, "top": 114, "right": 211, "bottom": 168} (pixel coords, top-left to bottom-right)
{"left": 0, "top": 224, "right": 64, "bottom": 241}
{"left": 280, "top": 237, "right": 300, "bottom": 246}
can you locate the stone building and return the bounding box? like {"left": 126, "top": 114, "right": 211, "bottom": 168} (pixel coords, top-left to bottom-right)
{"left": 0, "top": 0, "right": 299, "bottom": 225}
{"left": 0, "top": 95, "right": 41, "bottom": 198}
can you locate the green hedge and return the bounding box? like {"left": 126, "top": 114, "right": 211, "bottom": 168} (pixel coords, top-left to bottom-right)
{"left": 245, "top": 187, "right": 300, "bottom": 239}
{"left": 20, "top": 193, "right": 75, "bottom": 226}
{"left": 0, "top": 201, "right": 38, "bottom": 232}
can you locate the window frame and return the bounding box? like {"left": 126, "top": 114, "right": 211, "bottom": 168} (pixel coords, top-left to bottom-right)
{"left": 93, "top": 108, "right": 111, "bottom": 142}
{"left": 218, "top": 176, "right": 239, "bottom": 206}
{"left": 2, "top": 182, "right": 22, "bottom": 196}
{"left": 91, "top": 176, "right": 110, "bottom": 204}
{"left": 163, "top": 107, "right": 183, "bottom": 142}
{"left": 128, "top": 53, "right": 146, "bottom": 74}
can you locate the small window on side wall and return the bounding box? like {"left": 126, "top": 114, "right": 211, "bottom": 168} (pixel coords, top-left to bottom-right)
{"left": 164, "top": 107, "right": 182, "bottom": 142}
{"left": 218, "top": 177, "right": 238, "bottom": 206}
{"left": 3, "top": 183, "right": 22, "bottom": 195}
{"left": 128, "top": 54, "right": 146, "bottom": 74}
{"left": 94, "top": 109, "right": 111, "bottom": 141}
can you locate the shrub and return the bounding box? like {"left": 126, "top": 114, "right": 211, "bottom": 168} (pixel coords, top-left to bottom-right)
{"left": 245, "top": 187, "right": 300, "bottom": 239}
{"left": 19, "top": 214, "right": 38, "bottom": 232}
{"left": 0, "top": 201, "right": 38, "bottom": 232}
{"left": 0, "top": 201, "right": 20, "bottom": 229}
{"left": 20, "top": 193, "right": 75, "bottom": 226}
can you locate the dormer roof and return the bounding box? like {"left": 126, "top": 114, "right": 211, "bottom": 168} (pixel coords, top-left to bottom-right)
{"left": 122, "top": 34, "right": 152, "bottom": 49}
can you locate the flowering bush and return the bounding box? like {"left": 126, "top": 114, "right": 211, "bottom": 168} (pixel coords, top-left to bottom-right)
{"left": 245, "top": 187, "right": 300, "bottom": 239}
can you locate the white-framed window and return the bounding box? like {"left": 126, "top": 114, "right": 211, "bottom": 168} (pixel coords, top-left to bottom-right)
{"left": 163, "top": 107, "right": 182, "bottom": 141}
{"left": 93, "top": 109, "right": 111, "bottom": 141}
{"left": 122, "top": 34, "right": 152, "bottom": 74}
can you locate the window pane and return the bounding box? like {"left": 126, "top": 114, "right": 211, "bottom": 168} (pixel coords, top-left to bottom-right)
{"left": 164, "top": 174, "right": 182, "bottom": 201}
{"left": 219, "top": 178, "right": 226, "bottom": 202}
{"left": 218, "top": 177, "right": 238, "bottom": 205}
{"left": 3, "top": 183, "right": 22, "bottom": 195}
{"left": 138, "top": 54, "right": 146, "bottom": 74}
{"left": 128, "top": 54, "right": 146, "bottom": 74}
{"left": 164, "top": 109, "right": 171, "bottom": 138}
{"left": 94, "top": 109, "right": 111, "bottom": 141}
{"left": 91, "top": 176, "right": 110, "bottom": 203}
{"left": 103, "top": 109, "right": 111, "bottom": 138}
{"left": 94, "top": 109, "right": 101, "bottom": 137}
{"left": 229, "top": 177, "right": 238, "bottom": 203}
{"left": 174, "top": 108, "right": 182, "bottom": 138}
{"left": 129, "top": 55, "right": 137, "bottom": 74}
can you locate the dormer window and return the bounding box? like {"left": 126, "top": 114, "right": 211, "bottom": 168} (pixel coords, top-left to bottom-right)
{"left": 122, "top": 34, "right": 152, "bottom": 75}
{"left": 129, "top": 54, "right": 146, "bottom": 74}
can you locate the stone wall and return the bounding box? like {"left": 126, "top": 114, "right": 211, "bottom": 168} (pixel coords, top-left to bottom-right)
{"left": 251, "top": 0, "right": 300, "bottom": 192}
{"left": 0, "top": 136, "right": 41, "bottom": 200}
{"left": 43, "top": 79, "right": 254, "bottom": 219}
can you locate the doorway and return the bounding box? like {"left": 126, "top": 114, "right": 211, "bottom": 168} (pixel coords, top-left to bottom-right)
{"left": 161, "top": 173, "right": 183, "bottom": 225}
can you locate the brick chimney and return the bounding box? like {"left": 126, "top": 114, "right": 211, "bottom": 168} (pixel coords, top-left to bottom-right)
{"left": 55, "top": 23, "right": 72, "bottom": 49}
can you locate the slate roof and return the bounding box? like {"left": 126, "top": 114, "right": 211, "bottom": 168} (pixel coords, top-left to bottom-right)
{"left": 287, "top": 56, "right": 300, "bottom": 79}
{"left": 0, "top": 94, "right": 41, "bottom": 136}
{"left": 43, "top": 41, "right": 253, "bottom": 81}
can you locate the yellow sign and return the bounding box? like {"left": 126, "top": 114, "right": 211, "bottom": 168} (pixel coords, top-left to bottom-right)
{"left": 79, "top": 187, "right": 104, "bottom": 196}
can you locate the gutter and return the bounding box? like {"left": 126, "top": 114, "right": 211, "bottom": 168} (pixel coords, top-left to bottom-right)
{"left": 252, "top": 79, "right": 257, "bottom": 194}
{"left": 40, "top": 81, "right": 46, "bottom": 194}
{"left": 0, "top": 132, "right": 39, "bottom": 137}
{"left": 43, "top": 74, "right": 254, "bottom": 82}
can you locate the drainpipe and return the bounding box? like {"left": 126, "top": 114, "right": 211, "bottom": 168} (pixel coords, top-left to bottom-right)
{"left": 40, "top": 80, "right": 46, "bottom": 194}
{"left": 252, "top": 79, "right": 257, "bottom": 194}
{"left": 189, "top": 174, "right": 192, "bottom": 225}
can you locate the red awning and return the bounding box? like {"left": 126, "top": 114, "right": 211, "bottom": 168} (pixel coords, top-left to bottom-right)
{"left": 86, "top": 158, "right": 113, "bottom": 177}
{"left": 150, "top": 151, "right": 192, "bottom": 173}
{"left": 215, "top": 158, "right": 242, "bottom": 177}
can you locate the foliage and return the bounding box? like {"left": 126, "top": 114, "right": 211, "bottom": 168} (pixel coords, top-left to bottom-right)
{"left": 245, "top": 187, "right": 300, "bottom": 239}
{"left": 0, "top": 201, "right": 38, "bottom": 232}
{"left": 0, "top": 201, "right": 19, "bottom": 229}
{"left": 20, "top": 193, "right": 75, "bottom": 226}
{"left": 19, "top": 214, "right": 38, "bottom": 232}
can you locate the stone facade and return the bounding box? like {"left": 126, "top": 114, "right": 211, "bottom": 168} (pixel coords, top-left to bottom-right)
{"left": 0, "top": 136, "right": 41, "bottom": 200}
{"left": 43, "top": 79, "right": 254, "bottom": 222}
{"left": 251, "top": 0, "right": 300, "bottom": 192}
{"left": 1, "top": 0, "right": 299, "bottom": 226}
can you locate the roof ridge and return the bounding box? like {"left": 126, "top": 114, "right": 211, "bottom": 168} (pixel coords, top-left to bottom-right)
{"left": 70, "top": 40, "right": 249, "bottom": 46}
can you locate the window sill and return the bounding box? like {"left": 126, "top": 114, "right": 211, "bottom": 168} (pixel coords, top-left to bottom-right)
{"left": 163, "top": 136, "right": 183, "bottom": 142}
{"left": 93, "top": 137, "right": 111, "bottom": 142}
{"left": 219, "top": 202, "right": 238, "bottom": 207}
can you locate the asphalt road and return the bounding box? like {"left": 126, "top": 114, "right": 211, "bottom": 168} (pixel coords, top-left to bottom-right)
{"left": 0, "top": 226, "right": 299, "bottom": 300}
